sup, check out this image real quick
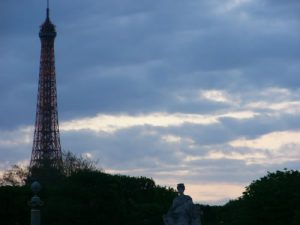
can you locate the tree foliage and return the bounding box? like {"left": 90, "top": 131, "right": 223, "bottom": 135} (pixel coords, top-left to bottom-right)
{"left": 62, "top": 151, "right": 98, "bottom": 176}
{"left": 241, "top": 169, "right": 300, "bottom": 225}
{"left": 0, "top": 169, "right": 176, "bottom": 225}
{"left": 215, "top": 169, "right": 300, "bottom": 225}
{"left": 0, "top": 164, "right": 28, "bottom": 186}
{"left": 1, "top": 159, "right": 299, "bottom": 225}
{"left": 0, "top": 151, "right": 177, "bottom": 225}
{"left": 0, "top": 151, "right": 98, "bottom": 186}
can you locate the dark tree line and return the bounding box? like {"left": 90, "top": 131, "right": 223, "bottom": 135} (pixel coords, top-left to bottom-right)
{"left": 1, "top": 155, "right": 299, "bottom": 225}
{"left": 0, "top": 152, "right": 177, "bottom": 225}
{"left": 0, "top": 170, "right": 177, "bottom": 225}
{"left": 200, "top": 169, "right": 300, "bottom": 225}
{"left": 0, "top": 151, "right": 97, "bottom": 187}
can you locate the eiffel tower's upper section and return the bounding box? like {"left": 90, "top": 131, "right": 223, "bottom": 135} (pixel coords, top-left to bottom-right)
{"left": 39, "top": 5, "right": 56, "bottom": 39}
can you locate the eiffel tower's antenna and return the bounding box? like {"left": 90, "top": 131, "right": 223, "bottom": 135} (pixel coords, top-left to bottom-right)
{"left": 46, "top": 0, "right": 49, "bottom": 18}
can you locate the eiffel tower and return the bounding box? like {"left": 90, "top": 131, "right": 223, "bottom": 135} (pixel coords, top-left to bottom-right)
{"left": 29, "top": 1, "right": 63, "bottom": 183}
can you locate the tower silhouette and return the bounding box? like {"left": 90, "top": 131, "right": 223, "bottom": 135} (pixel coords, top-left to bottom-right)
{"left": 29, "top": 3, "right": 63, "bottom": 181}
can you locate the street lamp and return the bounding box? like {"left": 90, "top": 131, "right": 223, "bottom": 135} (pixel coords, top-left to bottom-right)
{"left": 28, "top": 181, "right": 44, "bottom": 225}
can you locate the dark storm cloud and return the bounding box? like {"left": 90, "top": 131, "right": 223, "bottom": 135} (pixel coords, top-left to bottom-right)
{"left": 61, "top": 127, "right": 182, "bottom": 170}
{"left": 252, "top": 0, "right": 300, "bottom": 20}
{"left": 0, "top": 127, "right": 31, "bottom": 165}
{"left": 0, "top": 1, "right": 41, "bottom": 128}
{"left": 0, "top": 144, "right": 30, "bottom": 164}
{"left": 219, "top": 114, "right": 300, "bottom": 139}
{"left": 53, "top": 0, "right": 300, "bottom": 115}
{"left": 1, "top": 0, "right": 300, "bottom": 124}
{"left": 176, "top": 159, "right": 260, "bottom": 184}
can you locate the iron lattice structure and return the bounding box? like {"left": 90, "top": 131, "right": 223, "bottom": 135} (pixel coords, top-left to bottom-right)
{"left": 30, "top": 8, "right": 63, "bottom": 173}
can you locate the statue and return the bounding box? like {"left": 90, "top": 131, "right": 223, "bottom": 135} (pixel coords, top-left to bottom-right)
{"left": 163, "top": 183, "right": 201, "bottom": 225}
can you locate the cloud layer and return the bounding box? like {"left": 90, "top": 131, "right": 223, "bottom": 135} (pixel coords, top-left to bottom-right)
{"left": 1, "top": 0, "right": 300, "bottom": 204}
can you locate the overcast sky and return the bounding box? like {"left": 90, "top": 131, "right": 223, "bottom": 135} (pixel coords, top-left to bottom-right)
{"left": 1, "top": 0, "right": 300, "bottom": 205}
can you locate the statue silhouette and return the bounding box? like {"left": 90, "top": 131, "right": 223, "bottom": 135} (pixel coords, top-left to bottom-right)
{"left": 163, "top": 183, "right": 201, "bottom": 225}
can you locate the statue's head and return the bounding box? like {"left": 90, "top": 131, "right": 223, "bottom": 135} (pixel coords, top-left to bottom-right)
{"left": 177, "top": 183, "right": 185, "bottom": 195}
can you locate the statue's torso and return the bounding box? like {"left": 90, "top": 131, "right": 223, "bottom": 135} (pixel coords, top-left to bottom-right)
{"left": 164, "top": 194, "right": 201, "bottom": 225}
